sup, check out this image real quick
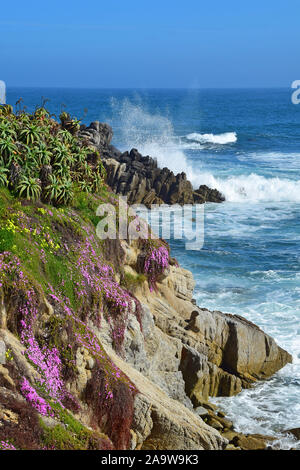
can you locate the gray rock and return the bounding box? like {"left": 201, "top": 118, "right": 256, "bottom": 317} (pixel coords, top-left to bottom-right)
{"left": 78, "top": 122, "right": 225, "bottom": 207}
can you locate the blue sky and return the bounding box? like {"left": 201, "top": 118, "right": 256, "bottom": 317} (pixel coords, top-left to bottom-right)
{"left": 0, "top": 0, "right": 299, "bottom": 88}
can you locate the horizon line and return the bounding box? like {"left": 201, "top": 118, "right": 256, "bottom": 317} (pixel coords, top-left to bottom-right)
{"left": 6, "top": 85, "right": 292, "bottom": 91}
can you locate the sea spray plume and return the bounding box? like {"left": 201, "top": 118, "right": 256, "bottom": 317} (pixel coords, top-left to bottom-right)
{"left": 110, "top": 97, "right": 201, "bottom": 185}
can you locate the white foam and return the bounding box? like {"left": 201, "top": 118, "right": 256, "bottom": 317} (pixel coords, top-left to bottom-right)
{"left": 186, "top": 131, "right": 237, "bottom": 145}
{"left": 113, "top": 99, "right": 300, "bottom": 203}
{"left": 199, "top": 172, "right": 300, "bottom": 203}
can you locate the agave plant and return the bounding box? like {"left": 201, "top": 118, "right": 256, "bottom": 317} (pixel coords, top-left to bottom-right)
{"left": 22, "top": 148, "right": 40, "bottom": 175}
{"left": 34, "top": 107, "right": 50, "bottom": 121}
{"left": 0, "top": 167, "right": 8, "bottom": 187}
{"left": 0, "top": 105, "right": 13, "bottom": 117}
{"left": 78, "top": 179, "right": 93, "bottom": 193}
{"left": 0, "top": 106, "right": 107, "bottom": 206}
{"left": 74, "top": 146, "right": 88, "bottom": 164}
{"left": 35, "top": 142, "right": 52, "bottom": 166}
{"left": 81, "top": 161, "right": 93, "bottom": 178}
{"left": 17, "top": 176, "right": 41, "bottom": 201}
{"left": 53, "top": 143, "right": 73, "bottom": 167}
{"left": 0, "top": 121, "right": 17, "bottom": 140}
{"left": 91, "top": 171, "right": 103, "bottom": 193}
{"left": 57, "top": 129, "right": 75, "bottom": 145}
{"left": 19, "top": 124, "right": 42, "bottom": 145}
{"left": 59, "top": 112, "right": 80, "bottom": 135}
{"left": 57, "top": 177, "right": 74, "bottom": 205}
{"left": 17, "top": 113, "right": 31, "bottom": 127}
{"left": 0, "top": 138, "right": 18, "bottom": 163}
{"left": 45, "top": 174, "right": 62, "bottom": 204}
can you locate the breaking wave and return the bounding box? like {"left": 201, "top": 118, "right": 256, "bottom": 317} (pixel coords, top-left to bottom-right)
{"left": 186, "top": 131, "right": 237, "bottom": 145}
{"left": 112, "top": 99, "right": 300, "bottom": 203}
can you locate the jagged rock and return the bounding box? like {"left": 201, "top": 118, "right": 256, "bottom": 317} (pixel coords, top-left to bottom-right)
{"left": 194, "top": 406, "right": 209, "bottom": 417}
{"left": 97, "top": 301, "right": 192, "bottom": 409}
{"left": 9, "top": 161, "right": 22, "bottom": 189}
{"left": 78, "top": 123, "right": 225, "bottom": 207}
{"left": 39, "top": 165, "right": 52, "bottom": 197}
{"left": 194, "top": 185, "right": 225, "bottom": 203}
{"left": 285, "top": 428, "right": 300, "bottom": 440}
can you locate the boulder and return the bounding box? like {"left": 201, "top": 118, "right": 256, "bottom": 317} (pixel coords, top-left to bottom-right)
{"left": 231, "top": 433, "right": 275, "bottom": 450}
{"left": 285, "top": 428, "right": 300, "bottom": 440}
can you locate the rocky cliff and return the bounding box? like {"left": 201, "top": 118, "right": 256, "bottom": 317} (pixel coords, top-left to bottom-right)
{"left": 79, "top": 122, "right": 225, "bottom": 206}
{"left": 0, "top": 190, "right": 292, "bottom": 450}
{"left": 0, "top": 108, "right": 293, "bottom": 451}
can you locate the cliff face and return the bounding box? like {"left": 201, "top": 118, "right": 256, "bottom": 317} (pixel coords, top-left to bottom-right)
{"left": 0, "top": 189, "right": 292, "bottom": 451}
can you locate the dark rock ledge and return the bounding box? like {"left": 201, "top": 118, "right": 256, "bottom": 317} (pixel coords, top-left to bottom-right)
{"left": 79, "top": 122, "right": 225, "bottom": 207}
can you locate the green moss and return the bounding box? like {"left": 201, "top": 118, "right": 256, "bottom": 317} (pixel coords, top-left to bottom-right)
{"left": 40, "top": 421, "right": 86, "bottom": 450}
{"left": 121, "top": 272, "right": 147, "bottom": 291}
{"left": 40, "top": 404, "right": 110, "bottom": 450}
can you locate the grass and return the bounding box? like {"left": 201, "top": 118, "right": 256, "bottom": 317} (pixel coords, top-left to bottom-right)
{"left": 121, "top": 272, "right": 147, "bottom": 291}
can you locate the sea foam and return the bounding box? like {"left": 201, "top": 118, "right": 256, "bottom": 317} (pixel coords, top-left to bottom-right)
{"left": 186, "top": 131, "right": 237, "bottom": 145}
{"left": 113, "top": 99, "right": 300, "bottom": 203}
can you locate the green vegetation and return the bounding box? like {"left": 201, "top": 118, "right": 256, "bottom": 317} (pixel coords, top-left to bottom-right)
{"left": 40, "top": 403, "right": 111, "bottom": 450}
{"left": 0, "top": 104, "right": 105, "bottom": 205}
{"left": 0, "top": 188, "right": 102, "bottom": 311}
{"left": 121, "top": 271, "right": 147, "bottom": 291}
{"left": 0, "top": 105, "right": 140, "bottom": 450}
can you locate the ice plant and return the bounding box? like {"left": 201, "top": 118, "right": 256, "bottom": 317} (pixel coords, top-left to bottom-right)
{"left": 20, "top": 378, "right": 52, "bottom": 416}
{"left": 0, "top": 440, "right": 16, "bottom": 450}
{"left": 143, "top": 243, "right": 169, "bottom": 291}
{"left": 0, "top": 253, "right": 65, "bottom": 410}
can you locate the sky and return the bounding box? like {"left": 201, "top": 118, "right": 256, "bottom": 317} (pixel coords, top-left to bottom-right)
{"left": 0, "top": 0, "right": 299, "bottom": 88}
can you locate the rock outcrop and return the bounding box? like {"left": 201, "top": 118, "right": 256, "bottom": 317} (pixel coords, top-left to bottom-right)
{"left": 0, "top": 187, "right": 292, "bottom": 451}
{"left": 118, "top": 239, "right": 292, "bottom": 407}
{"left": 79, "top": 122, "right": 225, "bottom": 207}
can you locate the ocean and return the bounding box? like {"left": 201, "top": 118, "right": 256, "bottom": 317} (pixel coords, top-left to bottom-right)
{"left": 7, "top": 87, "right": 300, "bottom": 448}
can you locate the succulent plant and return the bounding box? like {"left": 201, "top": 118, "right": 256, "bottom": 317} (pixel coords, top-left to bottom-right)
{"left": 17, "top": 176, "right": 41, "bottom": 201}
{"left": 0, "top": 167, "right": 8, "bottom": 187}
{"left": 0, "top": 104, "right": 13, "bottom": 116}
{"left": 0, "top": 106, "right": 106, "bottom": 205}
{"left": 59, "top": 112, "right": 80, "bottom": 135}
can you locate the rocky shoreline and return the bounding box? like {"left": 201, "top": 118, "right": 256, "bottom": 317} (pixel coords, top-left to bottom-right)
{"left": 0, "top": 112, "right": 296, "bottom": 451}
{"left": 79, "top": 121, "right": 225, "bottom": 206}
{"left": 111, "top": 239, "right": 293, "bottom": 450}
{"left": 77, "top": 120, "right": 295, "bottom": 450}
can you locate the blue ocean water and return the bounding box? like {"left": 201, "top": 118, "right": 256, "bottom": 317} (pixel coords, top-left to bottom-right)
{"left": 7, "top": 88, "right": 300, "bottom": 447}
